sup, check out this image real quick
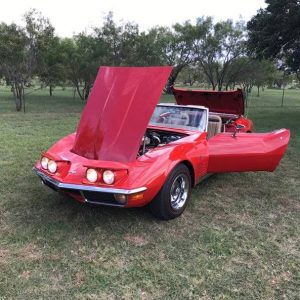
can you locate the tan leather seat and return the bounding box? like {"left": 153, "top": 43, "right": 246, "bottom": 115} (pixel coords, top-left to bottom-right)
{"left": 207, "top": 115, "right": 222, "bottom": 139}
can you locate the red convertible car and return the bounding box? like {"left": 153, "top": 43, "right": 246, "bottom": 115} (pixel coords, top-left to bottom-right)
{"left": 34, "top": 66, "right": 290, "bottom": 220}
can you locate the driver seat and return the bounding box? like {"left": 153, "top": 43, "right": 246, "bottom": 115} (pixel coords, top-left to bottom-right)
{"left": 207, "top": 115, "right": 222, "bottom": 139}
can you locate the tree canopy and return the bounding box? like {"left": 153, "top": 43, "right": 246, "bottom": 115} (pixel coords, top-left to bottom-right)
{"left": 247, "top": 0, "right": 300, "bottom": 78}
{"left": 0, "top": 9, "right": 292, "bottom": 111}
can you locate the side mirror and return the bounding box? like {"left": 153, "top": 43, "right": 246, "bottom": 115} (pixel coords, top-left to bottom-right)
{"left": 232, "top": 124, "right": 245, "bottom": 138}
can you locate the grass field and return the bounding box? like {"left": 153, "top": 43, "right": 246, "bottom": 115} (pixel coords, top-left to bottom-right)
{"left": 0, "top": 87, "right": 299, "bottom": 299}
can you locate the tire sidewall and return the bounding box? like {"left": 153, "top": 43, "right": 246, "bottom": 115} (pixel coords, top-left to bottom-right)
{"left": 153, "top": 164, "right": 192, "bottom": 219}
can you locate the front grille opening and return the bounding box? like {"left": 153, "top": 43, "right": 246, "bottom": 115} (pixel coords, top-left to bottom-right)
{"left": 82, "top": 191, "right": 126, "bottom": 207}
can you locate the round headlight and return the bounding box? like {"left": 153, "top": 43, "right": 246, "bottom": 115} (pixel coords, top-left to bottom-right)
{"left": 48, "top": 160, "right": 57, "bottom": 173}
{"left": 41, "top": 157, "right": 49, "bottom": 169}
{"left": 103, "top": 170, "right": 115, "bottom": 184}
{"left": 86, "top": 168, "right": 98, "bottom": 183}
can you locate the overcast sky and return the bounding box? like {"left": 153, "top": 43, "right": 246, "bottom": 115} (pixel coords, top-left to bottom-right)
{"left": 0, "top": 0, "right": 266, "bottom": 37}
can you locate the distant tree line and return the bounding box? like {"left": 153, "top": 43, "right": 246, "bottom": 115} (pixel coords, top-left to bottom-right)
{"left": 0, "top": 0, "right": 299, "bottom": 111}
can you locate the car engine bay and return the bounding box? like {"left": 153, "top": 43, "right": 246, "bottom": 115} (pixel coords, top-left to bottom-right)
{"left": 138, "top": 129, "right": 187, "bottom": 156}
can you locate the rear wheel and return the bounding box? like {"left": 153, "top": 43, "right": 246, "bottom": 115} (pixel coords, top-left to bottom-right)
{"left": 149, "top": 164, "right": 192, "bottom": 220}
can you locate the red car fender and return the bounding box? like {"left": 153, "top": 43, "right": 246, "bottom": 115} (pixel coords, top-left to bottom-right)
{"left": 146, "top": 135, "right": 209, "bottom": 199}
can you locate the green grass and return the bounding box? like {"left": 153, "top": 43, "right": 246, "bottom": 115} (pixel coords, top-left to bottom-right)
{"left": 0, "top": 87, "right": 299, "bottom": 299}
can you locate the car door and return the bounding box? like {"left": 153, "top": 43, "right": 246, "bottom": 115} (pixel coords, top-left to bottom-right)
{"left": 207, "top": 129, "right": 290, "bottom": 173}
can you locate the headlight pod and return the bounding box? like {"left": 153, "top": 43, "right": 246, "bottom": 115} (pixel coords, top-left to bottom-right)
{"left": 41, "top": 157, "right": 49, "bottom": 169}
{"left": 86, "top": 168, "right": 98, "bottom": 183}
{"left": 48, "top": 160, "right": 57, "bottom": 173}
{"left": 103, "top": 170, "right": 115, "bottom": 184}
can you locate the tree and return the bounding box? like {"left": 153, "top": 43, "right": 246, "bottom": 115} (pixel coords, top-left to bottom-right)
{"left": 0, "top": 9, "right": 55, "bottom": 111}
{"left": 133, "top": 28, "right": 167, "bottom": 66}
{"left": 38, "top": 37, "right": 66, "bottom": 96}
{"left": 177, "top": 65, "right": 200, "bottom": 86}
{"left": 252, "top": 60, "right": 276, "bottom": 96}
{"left": 0, "top": 23, "right": 27, "bottom": 111}
{"left": 162, "top": 19, "right": 211, "bottom": 92}
{"left": 227, "top": 58, "right": 276, "bottom": 95}
{"left": 60, "top": 35, "right": 102, "bottom": 100}
{"left": 194, "top": 19, "right": 246, "bottom": 91}
{"left": 94, "top": 12, "right": 141, "bottom": 66}
{"left": 247, "top": 0, "right": 300, "bottom": 79}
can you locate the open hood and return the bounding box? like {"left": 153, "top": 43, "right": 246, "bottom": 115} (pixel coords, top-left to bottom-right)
{"left": 72, "top": 66, "right": 172, "bottom": 162}
{"left": 172, "top": 87, "right": 245, "bottom": 115}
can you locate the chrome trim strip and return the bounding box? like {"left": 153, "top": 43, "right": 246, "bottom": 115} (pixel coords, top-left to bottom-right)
{"left": 33, "top": 167, "right": 147, "bottom": 194}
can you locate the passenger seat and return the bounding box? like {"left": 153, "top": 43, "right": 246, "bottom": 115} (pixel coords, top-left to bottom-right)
{"left": 207, "top": 115, "right": 222, "bottom": 139}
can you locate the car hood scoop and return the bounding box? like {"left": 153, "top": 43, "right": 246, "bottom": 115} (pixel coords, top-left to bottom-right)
{"left": 72, "top": 66, "right": 172, "bottom": 162}
{"left": 172, "top": 87, "right": 245, "bottom": 115}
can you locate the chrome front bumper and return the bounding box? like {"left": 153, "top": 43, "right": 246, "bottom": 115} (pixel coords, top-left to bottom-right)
{"left": 33, "top": 167, "right": 146, "bottom": 207}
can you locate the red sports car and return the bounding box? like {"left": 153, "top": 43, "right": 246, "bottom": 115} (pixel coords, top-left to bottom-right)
{"left": 34, "top": 66, "right": 290, "bottom": 220}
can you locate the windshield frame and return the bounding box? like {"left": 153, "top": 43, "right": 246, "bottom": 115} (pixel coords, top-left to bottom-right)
{"left": 149, "top": 103, "right": 209, "bottom": 132}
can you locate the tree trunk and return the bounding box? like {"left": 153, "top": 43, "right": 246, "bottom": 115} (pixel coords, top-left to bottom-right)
{"left": 281, "top": 86, "right": 285, "bottom": 107}
{"left": 49, "top": 85, "right": 53, "bottom": 97}
{"left": 165, "top": 67, "right": 184, "bottom": 94}
{"left": 22, "top": 83, "right": 25, "bottom": 113}
{"left": 165, "top": 76, "right": 175, "bottom": 94}
{"left": 84, "top": 83, "right": 91, "bottom": 100}
{"left": 247, "top": 84, "right": 253, "bottom": 94}
{"left": 15, "top": 97, "right": 22, "bottom": 111}
{"left": 15, "top": 85, "right": 23, "bottom": 112}
{"left": 11, "top": 85, "right": 16, "bottom": 97}
{"left": 84, "top": 88, "right": 89, "bottom": 100}
{"left": 75, "top": 84, "right": 84, "bottom": 100}
{"left": 257, "top": 85, "right": 260, "bottom": 97}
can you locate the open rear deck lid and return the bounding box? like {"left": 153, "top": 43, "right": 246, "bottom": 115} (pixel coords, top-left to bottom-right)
{"left": 172, "top": 87, "right": 245, "bottom": 115}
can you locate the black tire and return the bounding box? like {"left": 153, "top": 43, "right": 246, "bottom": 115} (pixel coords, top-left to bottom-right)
{"left": 149, "top": 163, "right": 192, "bottom": 220}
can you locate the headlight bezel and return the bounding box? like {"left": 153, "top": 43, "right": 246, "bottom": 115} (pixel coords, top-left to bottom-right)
{"left": 86, "top": 168, "right": 99, "bottom": 183}
{"left": 102, "top": 170, "right": 115, "bottom": 184}
{"left": 48, "top": 160, "right": 58, "bottom": 173}
{"left": 41, "top": 157, "right": 49, "bottom": 170}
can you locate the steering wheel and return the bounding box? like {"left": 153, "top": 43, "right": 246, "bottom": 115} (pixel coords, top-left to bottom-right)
{"left": 156, "top": 112, "right": 171, "bottom": 123}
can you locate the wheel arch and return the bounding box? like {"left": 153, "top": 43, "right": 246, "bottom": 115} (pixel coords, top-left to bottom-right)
{"left": 179, "top": 160, "right": 195, "bottom": 187}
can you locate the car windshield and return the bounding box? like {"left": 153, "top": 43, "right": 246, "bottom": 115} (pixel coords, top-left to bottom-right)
{"left": 150, "top": 105, "right": 207, "bottom": 131}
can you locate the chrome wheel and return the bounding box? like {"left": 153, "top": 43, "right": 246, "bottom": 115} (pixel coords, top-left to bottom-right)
{"left": 149, "top": 163, "right": 191, "bottom": 220}
{"left": 170, "top": 174, "right": 189, "bottom": 210}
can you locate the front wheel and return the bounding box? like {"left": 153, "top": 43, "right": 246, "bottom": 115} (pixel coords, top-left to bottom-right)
{"left": 149, "top": 164, "right": 192, "bottom": 220}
